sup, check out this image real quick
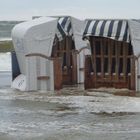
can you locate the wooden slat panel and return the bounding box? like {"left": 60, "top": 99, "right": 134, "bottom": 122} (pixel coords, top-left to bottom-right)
{"left": 84, "top": 55, "right": 94, "bottom": 89}
{"left": 53, "top": 58, "right": 63, "bottom": 90}
{"left": 85, "top": 37, "right": 135, "bottom": 90}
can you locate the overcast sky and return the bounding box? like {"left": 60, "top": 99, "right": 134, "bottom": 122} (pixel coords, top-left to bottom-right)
{"left": 0, "top": 0, "right": 140, "bottom": 20}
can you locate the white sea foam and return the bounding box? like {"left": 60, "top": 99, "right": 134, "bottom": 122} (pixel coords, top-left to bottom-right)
{"left": 0, "top": 53, "right": 12, "bottom": 86}
{"left": 0, "top": 38, "right": 12, "bottom": 41}
{"left": 0, "top": 53, "right": 11, "bottom": 71}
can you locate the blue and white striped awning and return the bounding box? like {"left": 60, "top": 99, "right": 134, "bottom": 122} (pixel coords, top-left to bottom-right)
{"left": 83, "top": 20, "right": 130, "bottom": 42}
{"left": 57, "top": 17, "right": 73, "bottom": 39}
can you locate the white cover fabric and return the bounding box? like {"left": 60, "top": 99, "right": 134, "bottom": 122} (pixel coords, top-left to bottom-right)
{"left": 11, "top": 74, "right": 26, "bottom": 91}
{"left": 71, "top": 17, "right": 88, "bottom": 51}
{"left": 12, "top": 17, "right": 58, "bottom": 74}
{"left": 128, "top": 20, "right": 140, "bottom": 56}
{"left": 70, "top": 17, "right": 90, "bottom": 83}
{"left": 77, "top": 48, "right": 91, "bottom": 83}
{"left": 25, "top": 56, "right": 54, "bottom": 91}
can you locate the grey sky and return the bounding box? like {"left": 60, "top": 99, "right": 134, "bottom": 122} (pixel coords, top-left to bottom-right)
{"left": 0, "top": 0, "right": 140, "bottom": 20}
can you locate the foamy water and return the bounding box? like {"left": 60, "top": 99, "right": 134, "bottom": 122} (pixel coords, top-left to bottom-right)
{"left": 0, "top": 53, "right": 140, "bottom": 140}
{"left": 0, "top": 53, "right": 11, "bottom": 71}
{"left": 0, "top": 87, "right": 140, "bottom": 140}
{"left": 0, "top": 38, "right": 12, "bottom": 41}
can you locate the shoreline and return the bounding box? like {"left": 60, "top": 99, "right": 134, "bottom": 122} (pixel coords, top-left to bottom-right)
{"left": 0, "top": 39, "right": 14, "bottom": 52}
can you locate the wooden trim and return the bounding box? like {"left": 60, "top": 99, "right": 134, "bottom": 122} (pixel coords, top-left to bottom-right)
{"left": 115, "top": 41, "right": 119, "bottom": 81}
{"left": 26, "top": 53, "right": 53, "bottom": 60}
{"left": 123, "top": 42, "right": 127, "bottom": 81}
{"left": 108, "top": 39, "right": 112, "bottom": 80}
{"left": 90, "top": 38, "right": 94, "bottom": 73}
{"left": 66, "top": 36, "right": 70, "bottom": 67}
{"left": 37, "top": 76, "right": 50, "bottom": 80}
{"left": 79, "top": 68, "right": 84, "bottom": 71}
{"left": 93, "top": 38, "right": 97, "bottom": 83}
{"left": 130, "top": 56, "right": 135, "bottom": 90}
{"left": 101, "top": 38, "right": 104, "bottom": 79}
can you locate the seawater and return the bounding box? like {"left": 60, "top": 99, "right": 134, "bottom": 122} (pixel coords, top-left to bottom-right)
{"left": 0, "top": 21, "right": 23, "bottom": 40}
{"left": 0, "top": 87, "right": 140, "bottom": 140}
{"left": 0, "top": 53, "right": 12, "bottom": 87}
{"left": 0, "top": 54, "right": 140, "bottom": 140}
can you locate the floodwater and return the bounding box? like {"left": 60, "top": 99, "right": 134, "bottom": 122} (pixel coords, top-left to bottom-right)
{"left": 1, "top": 53, "right": 140, "bottom": 140}
{"left": 0, "top": 86, "right": 140, "bottom": 140}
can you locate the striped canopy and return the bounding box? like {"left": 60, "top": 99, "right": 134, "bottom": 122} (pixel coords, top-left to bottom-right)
{"left": 57, "top": 17, "right": 73, "bottom": 39}
{"left": 83, "top": 20, "right": 130, "bottom": 42}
